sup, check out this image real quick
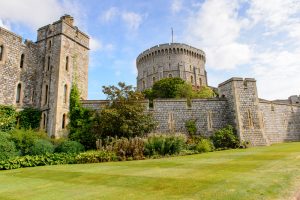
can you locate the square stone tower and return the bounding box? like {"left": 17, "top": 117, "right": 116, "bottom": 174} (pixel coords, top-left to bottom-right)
{"left": 36, "top": 15, "right": 89, "bottom": 137}
{"left": 0, "top": 15, "right": 89, "bottom": 138}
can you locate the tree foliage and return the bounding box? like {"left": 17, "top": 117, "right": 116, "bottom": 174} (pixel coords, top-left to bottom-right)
{"left": 210, "top": 125, "right": 239, "bottom": 149}
{"left": 68, "top": 83, "right": 96, "bottom": 149}
{"left": 99, "top": 82, "right": 156, "bottom": 138}
{"left": 0, "top": 105, "right": 17, "bottom": 132}
{"left": 143, "top": 77, "right": 215, "bottom": 100}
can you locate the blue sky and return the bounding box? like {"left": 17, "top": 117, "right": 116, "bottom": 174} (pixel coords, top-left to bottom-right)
{"left": 0, "top": 0, "right": 300, "bottom": 100}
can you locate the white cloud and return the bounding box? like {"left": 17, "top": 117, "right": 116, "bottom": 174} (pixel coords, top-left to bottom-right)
{"left": 100, "top": 7, "right": 144, "bottom": 31}
{"left": 121, "top": 12, "right": 143, "bottom": 31}
{"left": 184, "top": 0, "right": 251, "bottom": 70}
{"left": 89, "top": 37, "right": 103, "bottom": 51}
{"left": 253, "top": 50, "right": 300, "bottom": 99}
{"left": 247, "top": 0, "right": 300, "bottom": 28}
{"left": 0, "top": 0, "right": 84, "bottom": 30}
{"left": 0, "top": 19, "right": 11, "bottom": 30}
{"left": 101, "top": 7, "right": 119, "bottom": 22}
{"left": 171, "top": 0, "right": 183, "bottom": 13}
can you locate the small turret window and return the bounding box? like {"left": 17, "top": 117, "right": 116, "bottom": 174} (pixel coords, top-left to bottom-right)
{"left": 62, "top": 114, "right": 66, "bottom": 129}
{"left": 16, "top": 83, "right": 22, "bottom": 104}
{"left": 64, "top": 84, "right": 68, "bottom": 104}
{"left": 47, "top": 56, "right": 50, "bottom": 71}
{"left": 42, "top": 113, "right": 47, "bottom": 129}
{"left": 199, "top": 78, "right": 202, "bottom": 87}
{"left": 44, "top": 85, "right": 49, "bottom": 106}
{"left": 0, "top": 45, "right": 3, "bottom": 61}
{"left": 48, "top": 41, "right": 52, "bottom": 50}
{"left": 66, "top": 56, "right": 69, "bottom": 71}
{"left": 191, "top": 75, "right": 194, "bottom": 83}
{"left": 20, "top": 54, "right": 24, "bottom": 68}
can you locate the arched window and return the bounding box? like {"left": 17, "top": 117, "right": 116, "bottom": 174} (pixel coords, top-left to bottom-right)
{"left": 44, "top": 85, "right": 49, "bottom": 105}
{"left": 199, "top": 78, "right": 202, "bottom": 87}
{"left": 65, "top": 56, "right": 69, "bottom": 71}
{"left": 20, "top": 54, "right": 24, "bottom": 68}
{"left": 169, "top": 74, "right": 172, "bottom": 78}
{"left": 0, "top": 45, "right": 3, "bottom": 61}
{"left": 47, "top": 56, "right": 50, "bottom": 71}
{"left": 62, "top": 114, "right": 66, "bottom": 129}
{"left": 191, "top": 76, "right": 194, "bottom": 83}
{"left": 64, "top": 84, "right": 68, "bottom": 104}
{"left": 152, "top": 77, "right": 156, "bottom": 83}
{"left": 16, "top": 83, "right": 22, "bottom": 103}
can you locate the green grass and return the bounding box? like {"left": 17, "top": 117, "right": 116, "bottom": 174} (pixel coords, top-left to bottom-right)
{"left": 1, "top": 143, "right": 300, "bottom": 200}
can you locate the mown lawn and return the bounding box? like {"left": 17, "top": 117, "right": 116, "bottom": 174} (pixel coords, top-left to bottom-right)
{"left": 0, "top": 143, "right": 300, "bottom": 200}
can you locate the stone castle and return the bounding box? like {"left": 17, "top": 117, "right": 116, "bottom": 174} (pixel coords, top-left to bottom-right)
{"left": 1, "top": 16, "right": 300, "bottom": 145}
{"left": 0, "top": 15, "right": 89, "bottom": 137}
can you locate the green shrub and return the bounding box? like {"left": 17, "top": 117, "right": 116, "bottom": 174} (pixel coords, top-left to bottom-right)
{"left": 0, "top": 105, "right": 17, "bottom": 132}
{"left": 75, "top": 150, "right": 118, "bottom": 164}
{"left": 0, "top": 132, "right": 19, "bottom": 160}
{"left": 55, "top": 141, "right": 85, "bottom": 154}
{"left": 144, "top": 133, "right": 187, "bottom": 156}
{"left": 9, "top": 129, "right": 49, "bottom": 155}
{"left": 19, "top": 107, "right": 41, "bottom": 130}
{"left": 30, "top": 139, "right": 54, "bottom": 155}
{"left": 102, "top": 137, "right": 145, "bottom": 160}
{"left": 185, "top": 120, "right": 197, "bottom": 137}
{"left": 210, "top": 125, "right": 239, "bottom": 149}
{"left": 195, "top": 139, "right": 214, "bottom": 153}
{"left": 0, "top": 153, "right": 77, "bottom": 170}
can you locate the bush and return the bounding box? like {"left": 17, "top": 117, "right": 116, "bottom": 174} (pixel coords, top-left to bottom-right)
{"left": 75, "top": 150, "right": 118, "bottom": 164}
{"left": 9, "top": 129, "right": 49, "bottom": 155}
{"left": 0, "top": 153, "right": 77, "bottom": 170}
{"left": 0, "top": 132, "right": 19, "bottom": 160}
{"left": 30, "top": 139, "right": 55, "bottom": 155}
{"left": 195, "top": 139, "right": 214, "bottom": 153}
{"left": 102, "top": 137, "right": 145, "bottom": 160}
{"left": 0, "top": 105, "right": 17, "bottom": 132}
{"left": 55, "top": 140, "right": 85, "bottom": 154}
{"left": 185, "top": 120, "right": 197, "bottom": 137}
{"left": 210, "top": 125, "right": 239, "bottom": 149}
{"left": 144, "top": 133, "right": 187, "bottom": 156}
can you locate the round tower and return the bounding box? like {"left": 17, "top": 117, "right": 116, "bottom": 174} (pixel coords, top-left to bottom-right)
{"left": 136, "top": 43, "right": 207, "bottom": 91}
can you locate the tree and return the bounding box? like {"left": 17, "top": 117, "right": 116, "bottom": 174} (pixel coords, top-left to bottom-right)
{"left": 68, "top": 83, "right": 95, "bottom": 149}
{"left": 193, "top": 86, "right": 216, "bottom": 99}
{"left": 152, "top": 77, "right": 185, "bottom": 98}
{"left": 99, "top": 82, "right": 156, "bottom": 138}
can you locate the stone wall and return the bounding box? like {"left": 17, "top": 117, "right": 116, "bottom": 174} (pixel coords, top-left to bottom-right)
{"left": 82, "top": 98, "right": 231, "bottom": 137}
{"left": 259, "top": 100, "right": 300, "bottom": 143}
{"left": 136, "top": 43, "right": 207, "bottom": 91}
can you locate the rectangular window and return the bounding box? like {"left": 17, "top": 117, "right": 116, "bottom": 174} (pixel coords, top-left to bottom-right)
{"left": 0, "top": 45, "right": 3, "bottom": 61}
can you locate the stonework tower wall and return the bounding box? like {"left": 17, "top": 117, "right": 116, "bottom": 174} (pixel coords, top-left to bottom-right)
{"left": 0, "top": 15, "right": 89, "bottom": 138}
{"left": 0, "top": 28, "right": 39, "bottom": 109}
{"left": 136, "top": 43, "right": 207, "bottom": 91}
{"left": 218, "top": 78, "right": 269, "bottom": 146}
{"left": 36, "top": 15, "right": 89, "bottom": 137}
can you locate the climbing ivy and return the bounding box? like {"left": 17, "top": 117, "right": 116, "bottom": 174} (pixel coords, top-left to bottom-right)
{"left": 19, "top": 107, "right": 41, "bottom": 130}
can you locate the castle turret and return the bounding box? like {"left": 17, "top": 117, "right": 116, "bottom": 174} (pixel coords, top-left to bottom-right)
{"left": 35, "top": 15, "right": 89, "bottom": 137}
{"left": 218, "top": 78, "right": 269, "bottom": 146}
{"left": 136, "top": 43, "right": 207, "bottom": 91}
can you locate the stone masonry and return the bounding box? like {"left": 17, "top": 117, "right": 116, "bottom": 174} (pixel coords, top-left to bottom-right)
{"left": 136, "top": 43, "right": 207, "bottom": 91}
{"left": 0, "top": 15, "right": 89, "bottom": 137}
